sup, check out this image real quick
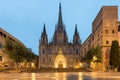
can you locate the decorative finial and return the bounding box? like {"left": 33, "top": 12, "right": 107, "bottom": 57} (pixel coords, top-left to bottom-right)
{"left": 43, "top": 23, "right": 46, "bottom": 34}
{"left": 59, "top": 2, "right": 61, "bottom": 8}
{"left": 75, "top": 24, "right": 78, "bottom": 35}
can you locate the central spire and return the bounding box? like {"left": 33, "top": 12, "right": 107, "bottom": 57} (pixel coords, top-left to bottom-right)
{"left": 75, "top": 24, "right": 78, "bottom": 35}
{"left": 58, "top": 3, "right": 63, "bottom": 26}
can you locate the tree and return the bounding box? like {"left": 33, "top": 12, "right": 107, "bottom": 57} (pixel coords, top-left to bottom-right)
{"left": 94, "top": 46, "right": 102, "bottom": 63}
{"left": 109, "top": 40, "right": 120, "bottom": 69}
{"left": 82, "top": 46, "right": 102, "bottom": 67}
{"left": 4, "top": 38, "right": 36, "bottom": 67}
{"left": 83, "top": 47, "right": 94, "bottom": 63}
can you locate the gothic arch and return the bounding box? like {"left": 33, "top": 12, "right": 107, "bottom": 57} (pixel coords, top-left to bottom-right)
{"left": 54, "top": 54, "right": 67, "bottom": 68}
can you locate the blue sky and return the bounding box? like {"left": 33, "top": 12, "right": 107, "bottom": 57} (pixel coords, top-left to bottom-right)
{"left": 0, "top": 0, "right": 120, "bottom": 55}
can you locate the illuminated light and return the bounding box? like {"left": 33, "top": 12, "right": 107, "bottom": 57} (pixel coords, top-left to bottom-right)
{"left": 32, "top": 73, "right": 36, "bottom": 80}
{"left": 74, "top": 63, "right": 80, "bottom": 69}
{"left": 93, "top": 56, "right": 97, "bottom": 61}
{"left": 54, "top": 54, "right": 67, "bottom": 68}
{"left": 63, "top": 73, "right": 66, "bottom": 80}
{"left": 63, "top": 65, "right": 66, "bottom": 68}
{"left": 31, "top": 63, "right": 35, "bottom": 68}
{"left": 79, "top": 63, "right": 82, "bottom": 67}
{"left": 55, "top": 64, "right": 58, "bottom": 68}
{"left": 79, "top": 72, "right": 83, "bottom": 80}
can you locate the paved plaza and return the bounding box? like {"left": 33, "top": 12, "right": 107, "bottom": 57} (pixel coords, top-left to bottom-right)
{"left": 0, "top": 72, "right": 120, "bottom": 80}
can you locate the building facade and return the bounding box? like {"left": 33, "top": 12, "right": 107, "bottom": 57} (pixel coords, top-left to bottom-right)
{"left": 39, "top": 5, "right": 120, "bottom": 70}
{"left": 81, "top": 6, "right": 119, "bottom": 70}
{"left": 0, "top": 28, "right": 25, "bottom": 68}
{"left": 39, "top": 4, "right": 81, "bottom": 68}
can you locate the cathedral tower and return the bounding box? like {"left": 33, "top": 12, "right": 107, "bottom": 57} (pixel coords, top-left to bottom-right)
{"left": 40, "top": 24, "right": 48, "bottom": 45}
{"left": 73, "top": 24, "right": 81, "bottom": 45}
{"left": 39, "top": 24, "right": 48, "bottom": 68}
{"left": 53, "top": 3, "right": 68, "bottom": 44}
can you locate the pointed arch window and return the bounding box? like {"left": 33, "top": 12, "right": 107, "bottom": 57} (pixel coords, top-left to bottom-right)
{"left": 42, "top": 49, "right": 45, "bottom": 54}
{"left": 76, "top": 49, "right": 79, "bottom": 54}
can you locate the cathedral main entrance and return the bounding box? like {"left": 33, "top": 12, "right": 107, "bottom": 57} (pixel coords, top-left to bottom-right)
{"left": 58, "top": 63, "right": 63, "bottom": 68}
{"left": 54, "top": 48, "right": 67, "bottom": 68}
{"left": 58, "top": 61, "right": 63, "bottom": 68}
{"left": 54, "top": 54, "right": 67, "bottom": 68}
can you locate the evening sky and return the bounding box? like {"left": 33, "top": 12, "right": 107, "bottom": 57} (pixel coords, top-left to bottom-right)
{"left": 0, "top": 0, "right": 120, "bottom": 54}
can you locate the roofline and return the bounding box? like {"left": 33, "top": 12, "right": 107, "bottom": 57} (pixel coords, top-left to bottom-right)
{"left": 0, "top": 27, "right": 25, "bottom": 47}
{"left": 92, "top": 6, "right": 118, "bottom": 25}
{"left": 81, "top": 33, "right": 92, "bottom": 46}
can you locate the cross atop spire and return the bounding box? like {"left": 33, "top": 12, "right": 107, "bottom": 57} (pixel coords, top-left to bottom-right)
{"left": 58, "top": 2, "right": 63, "bottom": 26}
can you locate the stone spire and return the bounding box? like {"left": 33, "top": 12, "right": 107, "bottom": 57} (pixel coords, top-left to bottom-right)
{"left": 40, "top": 23, "right": 48, "bottom": 44}
{"left": 57, "top": 3, "right": 65, "bottom": 32}
{"left": 52, "top": 3, "right": 68, "bottom": 44}
{"left": 73, "top": 24, "right": 81, "bottom": 45}
{"left": 58, "top": 3, "right": 63, "bottom": 26}
{"left": 43, "top": 23, "right": 46, "bottom": 35}
{"left": 75, "top": 24, "right": 78, "bottom": 35}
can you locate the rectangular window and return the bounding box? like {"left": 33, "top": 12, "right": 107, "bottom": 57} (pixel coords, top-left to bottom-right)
{"left": 105, "top": 30, "right": 108, "bottom": 34}
{"left": 112, "top": 30, "right": 115, "bottom": 34}
{"left": 0, "top": 56, "right": 2, "bottom": 61}
{"left": 106, "top": 41, "right": 109, "bottom": 44}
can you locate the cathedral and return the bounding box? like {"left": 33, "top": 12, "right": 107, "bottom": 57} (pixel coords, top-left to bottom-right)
{"left": 39, "top": 3, "right": 81, "bottom": 68}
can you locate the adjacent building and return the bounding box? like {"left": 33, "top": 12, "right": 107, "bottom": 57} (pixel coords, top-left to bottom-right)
{"left": 0, "top": 27, "right": 25, "bottom": 68}
{"left": 81, "top": 6, "right": 119, "bottom": 70}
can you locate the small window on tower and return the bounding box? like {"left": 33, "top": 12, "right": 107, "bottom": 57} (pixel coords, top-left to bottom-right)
{"left": 112, "top": 30, "right": 115, "bottom": 34}
{"left": 106, "top": 41, "right": 109, "bottom": 44}
{"left": 105, "top": 30, "right": 108, "bottom": 34}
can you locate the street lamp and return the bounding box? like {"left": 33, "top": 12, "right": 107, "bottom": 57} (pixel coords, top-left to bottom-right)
{"left": 79, "top": 62, "right": 82, "bottom": 68}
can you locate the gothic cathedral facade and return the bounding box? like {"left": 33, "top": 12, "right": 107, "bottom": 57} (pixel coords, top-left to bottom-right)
{"left": 39, "top": 3, "right": 81, "bottom": 68}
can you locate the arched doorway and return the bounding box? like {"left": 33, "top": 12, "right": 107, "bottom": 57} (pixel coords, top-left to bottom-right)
{"left": 54, "top": 54, "right": 67, "bottom": 68}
